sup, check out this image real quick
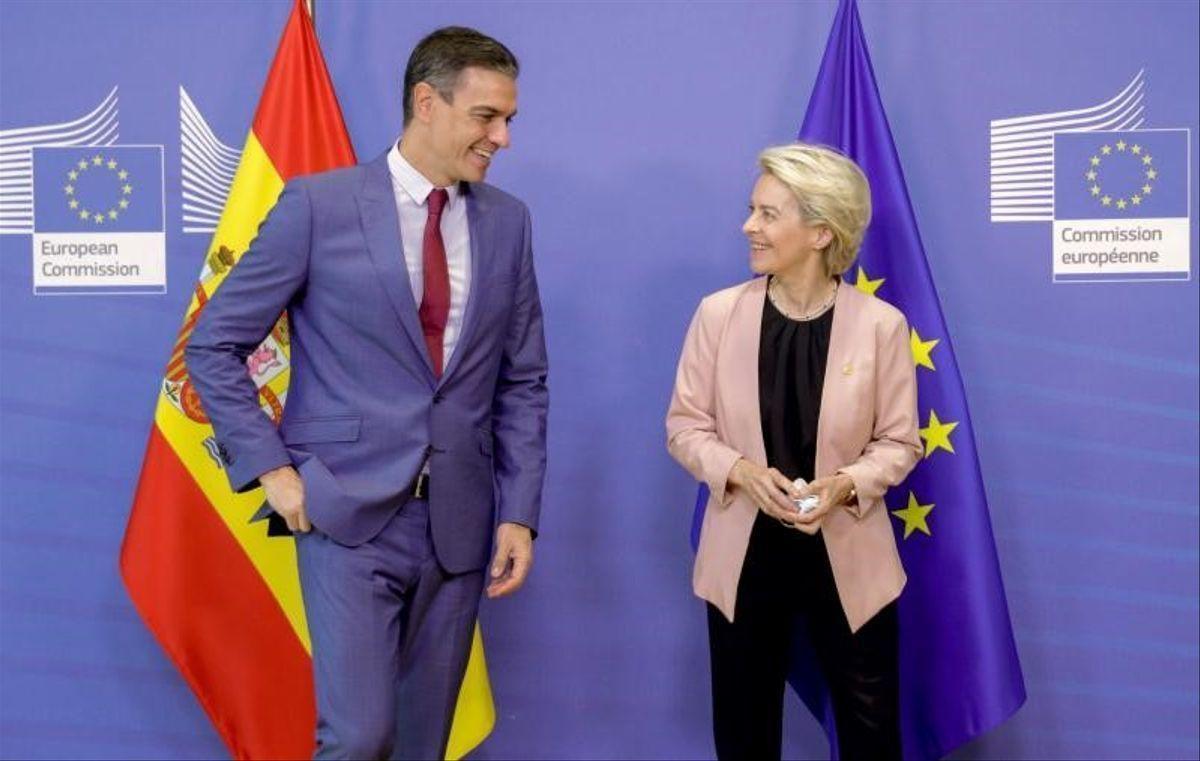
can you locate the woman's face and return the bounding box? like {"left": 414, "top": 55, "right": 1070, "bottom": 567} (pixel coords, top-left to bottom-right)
{"left": 742, "top": 173, "right": 828, "bottom": 277}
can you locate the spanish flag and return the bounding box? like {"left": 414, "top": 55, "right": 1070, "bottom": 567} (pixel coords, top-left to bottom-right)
{"left": 120, "top": 1, "right": 495, "bottom": 757}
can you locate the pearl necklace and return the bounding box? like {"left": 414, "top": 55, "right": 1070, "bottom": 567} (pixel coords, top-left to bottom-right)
{"left": 768, "top": 278, "right": 839, "bottom": 321}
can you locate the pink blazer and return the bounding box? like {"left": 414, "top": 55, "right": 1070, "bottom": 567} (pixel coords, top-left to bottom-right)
{"left": 666, "top": 277, "right": 921, "bottom": 632}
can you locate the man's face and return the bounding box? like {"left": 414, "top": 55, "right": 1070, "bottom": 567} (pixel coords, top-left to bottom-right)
{"left": 426, "top": 67, "right": 517, "bottom": 184}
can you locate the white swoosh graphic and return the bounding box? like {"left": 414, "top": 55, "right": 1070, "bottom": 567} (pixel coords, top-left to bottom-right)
{"left": 990, "top": 71, "right": 1146, "bottom": 222}
{"left": 180, "top": 86, "right": 240, "bottom": 234}
{"left": 0, "top": 87, "right": 119, "bottom": 234}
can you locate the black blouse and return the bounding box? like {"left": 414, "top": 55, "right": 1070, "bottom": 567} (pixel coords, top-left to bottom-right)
{"left": 758, "top": 282, "right": 834, "bottom": 484}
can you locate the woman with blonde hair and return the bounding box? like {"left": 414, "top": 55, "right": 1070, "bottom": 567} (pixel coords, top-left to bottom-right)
{"left": 666, "top": 142, "right": 921, "bottom": 760}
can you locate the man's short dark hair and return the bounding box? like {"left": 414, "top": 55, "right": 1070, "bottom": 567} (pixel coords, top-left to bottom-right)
{"left": 403, "top": 26, "right": 519, "bottom": 125}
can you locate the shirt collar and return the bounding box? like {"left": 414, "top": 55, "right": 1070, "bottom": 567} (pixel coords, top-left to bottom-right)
{"left": 387, "top": 139, "right": 460, "bottom": 208}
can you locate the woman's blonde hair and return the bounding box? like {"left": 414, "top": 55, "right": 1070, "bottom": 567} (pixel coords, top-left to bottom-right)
{"left": 757, "top": 142, "right": 872, "bottom": 277}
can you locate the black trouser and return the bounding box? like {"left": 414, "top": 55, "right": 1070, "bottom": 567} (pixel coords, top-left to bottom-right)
{"left": 707, "top": 513, "right": 901, "bottom": 761}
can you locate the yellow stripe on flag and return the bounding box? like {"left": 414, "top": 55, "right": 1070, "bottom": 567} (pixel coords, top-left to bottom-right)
{"left": 204, "top": 134, "right": 286, "bottom": 300}
{"left": 446, "top": 625, "right": 496, "bottom": 761}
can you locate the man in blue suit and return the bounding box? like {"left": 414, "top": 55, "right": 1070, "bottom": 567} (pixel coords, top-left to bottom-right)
{"left": 186, "top": 27, "right": 547, "bottom": 760}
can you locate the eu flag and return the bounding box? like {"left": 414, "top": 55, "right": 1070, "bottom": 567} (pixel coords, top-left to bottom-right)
{"left": 691, "top": 0, "right": 1026, "bottom": 757}
{"left": 33, "top": 146, "right": 163, "bottom": 233}
{"left": 797, "top": 0, "right": 1026, "bottom": 757}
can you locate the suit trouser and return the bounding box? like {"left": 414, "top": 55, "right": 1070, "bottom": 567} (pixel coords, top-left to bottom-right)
{"left": 295, "top": 497, "right": 484, "bottom": 760}
{"left": 707, "top": 512, "right": 901, "bottom": 761}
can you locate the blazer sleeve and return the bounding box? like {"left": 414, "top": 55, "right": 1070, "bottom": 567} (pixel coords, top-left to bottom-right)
{"left": 665, "top": 297, "right": 744, "bottom": 508}
{"left": 491, "top": 203, "right": 549, "bottom": 534}
{"left": 837, "top": 310, "right": 922, "bottom": 518}
{"left": 184, "top": 179, "right": 312, "bottom": 493}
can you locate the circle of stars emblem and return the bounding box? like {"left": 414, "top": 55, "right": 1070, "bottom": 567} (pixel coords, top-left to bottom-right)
{"left": 63, "top": 153, "right": 133, "bottom": 225}
{"left": 1084, "top": 140, "right": 1156, "bottom": 213}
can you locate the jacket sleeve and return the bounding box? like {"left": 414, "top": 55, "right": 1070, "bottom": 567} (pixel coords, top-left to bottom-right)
{"left": 665, "top": 298, "right": 744, "bottom": 507}
{"left": 491, "top": 203, "right": 549, "bottom": 534}
{"left": 837, "top": 310, "right": 922, "bottom": 518}
{"left": 184, "top": 179, "right": 312, "bottom": 493}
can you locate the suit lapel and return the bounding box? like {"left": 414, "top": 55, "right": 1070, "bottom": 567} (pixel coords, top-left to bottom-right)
{"left": 438, "top": 182, "right": 491, "bottom": 385}
{"left": 356, "top": 153, "right": 436, "bottom": 382}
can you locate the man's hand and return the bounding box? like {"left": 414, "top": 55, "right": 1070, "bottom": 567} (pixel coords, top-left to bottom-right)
{"left": 486, "top": 522, "right": 533, "bottom": 599}
{"left": 260, "top": 465, "right": 310, "bottom": 533}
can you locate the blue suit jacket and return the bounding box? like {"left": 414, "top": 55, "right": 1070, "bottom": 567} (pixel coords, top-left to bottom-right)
{"left": 186, "top": 152, "right": 548, "bottom": 573}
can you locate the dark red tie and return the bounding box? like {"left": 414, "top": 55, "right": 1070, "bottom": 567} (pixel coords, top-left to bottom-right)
{"left": 418, "top": 188, "right": 450, "bottom": 376}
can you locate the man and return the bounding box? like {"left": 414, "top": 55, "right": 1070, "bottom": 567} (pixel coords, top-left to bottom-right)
{"left": 186, "top": 27, "right": 547, "bottom": 760}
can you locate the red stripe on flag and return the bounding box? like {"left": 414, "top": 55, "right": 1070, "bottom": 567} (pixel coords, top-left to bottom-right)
{"left": 252, "top": 0, "right": 355, "bottom": 180}
{"left": 120, "top": 428, "right": 315, "bottom": 760}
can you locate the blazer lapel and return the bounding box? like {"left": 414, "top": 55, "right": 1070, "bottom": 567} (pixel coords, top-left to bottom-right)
{"left": 356, "top": 153, "right": 436, "bottom": 382}
{"left": 438, "top": 182, "right": 491, "bottom": 385}
{"left": 814, "top": 281, "right": 857, "bottom": 477}
{"left": 724, "top": 278, "right": 769, "bottom": 467}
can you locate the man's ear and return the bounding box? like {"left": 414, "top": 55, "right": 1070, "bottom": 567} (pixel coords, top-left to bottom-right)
{"left": 412, "top": 82, "right": 437, "bottom": 124}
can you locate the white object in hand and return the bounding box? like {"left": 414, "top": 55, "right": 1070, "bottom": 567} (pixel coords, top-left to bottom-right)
{"left": 791, "top": 477, "right": 819, "bottom": 514}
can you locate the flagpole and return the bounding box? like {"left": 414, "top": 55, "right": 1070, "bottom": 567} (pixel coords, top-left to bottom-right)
{"left": 305, "top": 0, "right": 314, "bottom": 20}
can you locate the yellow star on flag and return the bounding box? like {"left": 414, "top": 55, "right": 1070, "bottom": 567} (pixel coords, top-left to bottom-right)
{"left": 1142, "top": 154, "right": 1153, "bottom": 165}
{"left": 118, "top": 170, "right": 128, "bottom": 180}
{"left": 1131, "top": 195, "right": 1142, "bottom": 205}
{"left": 107, "top": 159, "right": 117, "bottom": 169}
{"left": 93, "top": 213, "right": 104, "bottom": 224}
{"left": 1085, "top": 170, "right": 1097, "bottom": 181}
{"left": 1142, "top": 184, "right": 1152, "bottom": 195}
{"left": 1116, "top": 198, "right": 1127, "bottom": 210}
{"left": 108, "top": 209, "right": 118, "bottom": 220}
{"left": 119, "top": 199, "right": 129, "bottom": 209}
{"left": 1089, "top": 185, "right": 1100, "bottom": 196}
{"left": 919, "top": 409, "right": 958, "bottom": 458}
{"left": 78, "top": 209, "right": 89, "bottom": 220}
{"left": 1089, "top": 156, "right": 1100, "bottom": 166}
{"left": 1101, "top": 144, "right": 1112, "bottom": 155}
{"left": 1101, "top": 196, "right": 1112, "bottom": 206}
{"left": 122, "top": 184, "right": 133, "bottom": 195}
{"left": 77, "top": 159, "right": 89, "bottom": 170}
{"left": 891, "top": 491, "right": 934, "bottom": 539}
{"left": 1116, "top": 140, "right": 1127, "bottom": 151}
{"left": 69, "top": 199, "right": 78, "bottom": 209}
{"left": 92, "top": 155, "right": 103, "bottom": 166}
{"left": 1131, "top": 144, "right": 1142, "bottom": 154}
{"left": 910, "top": 327, "right": 939, "bottom": 371}
{"left": 68, "top": 170, "right": 78, "bottom": 181}
{"left": 854, "top": 266, "right": 884, "bottom": 296}
{"left": 1146, "top": 169, "right": 1157, "bottom": 180}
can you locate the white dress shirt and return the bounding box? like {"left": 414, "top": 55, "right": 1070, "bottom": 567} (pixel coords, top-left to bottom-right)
{"left": 386, "top": 141, "right": 472, "bottom": 367}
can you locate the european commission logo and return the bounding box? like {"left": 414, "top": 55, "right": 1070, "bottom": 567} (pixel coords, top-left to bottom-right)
{"left": 990, "top": 71, "right": 1192, "bottom": 283}
{"left": 1, "top": 87, "right": 244, "bottom": 295}
{"left": 1052, "top": 129, "right": 1189, "bottom": 282}
{"left": 0, "top": 88, "right": 171, "bottom": 295}
{"left": 33, "top": 145, "right": 165, "bottom": 294}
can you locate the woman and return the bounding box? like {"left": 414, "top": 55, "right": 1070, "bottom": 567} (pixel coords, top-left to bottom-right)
{"left": 666, "top": 143, "right": 921, "bottom": 760}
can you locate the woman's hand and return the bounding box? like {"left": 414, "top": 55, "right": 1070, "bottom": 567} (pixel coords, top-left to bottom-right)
{"left": 727, "top": 458, "right": 804, "bottom": 525}
{"left": 791, "top": 473, "right": 856, "bottom": 533}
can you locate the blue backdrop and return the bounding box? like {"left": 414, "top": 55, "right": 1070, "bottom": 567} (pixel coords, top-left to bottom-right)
{"left": 1, "top": 1, "right": 1196, "bottom": 759}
